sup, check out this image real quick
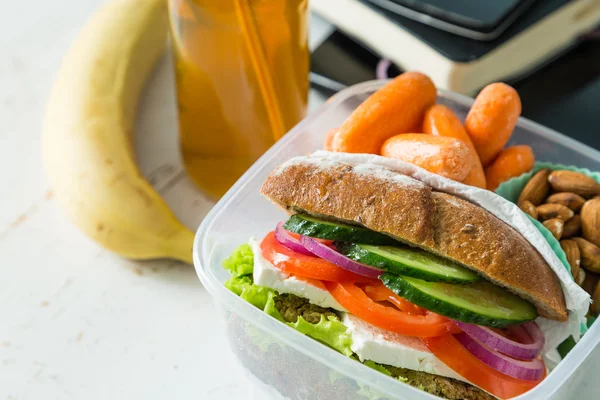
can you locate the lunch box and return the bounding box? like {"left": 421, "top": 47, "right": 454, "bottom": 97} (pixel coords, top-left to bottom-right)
{"left": 193, "top": 81, "right": 600, "bottom": 400}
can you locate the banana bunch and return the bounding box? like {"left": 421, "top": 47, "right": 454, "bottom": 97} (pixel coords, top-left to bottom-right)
{"left": 42, "top": 0, "right": 194, "bottom": 264}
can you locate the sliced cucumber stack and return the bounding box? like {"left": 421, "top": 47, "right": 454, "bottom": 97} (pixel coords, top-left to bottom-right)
{"left": 283, "top": 214, "right": 398, "bottom": 245}
{"left": 380, "top": 273, "right": 538, "bottom": 327}
{"left": 337, "top": 243, "right": 480, "bottom": 284}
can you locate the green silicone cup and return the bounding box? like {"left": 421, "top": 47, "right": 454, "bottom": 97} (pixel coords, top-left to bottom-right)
{"left": 496, "top": 162, "right": 600, "bottom": 331}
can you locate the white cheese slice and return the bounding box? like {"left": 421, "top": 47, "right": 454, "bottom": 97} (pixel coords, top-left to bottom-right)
{"left": 249, "top": 237, "right": 346, "bottom": 312}
{"left": 344, "top": 314, "right": 466, "bottom": 382}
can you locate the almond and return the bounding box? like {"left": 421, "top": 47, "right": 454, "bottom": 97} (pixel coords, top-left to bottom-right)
{"left": 548, "top": 170, "right": 600, "bottom": 197}
{"left": 561, "top": 239, "right": 581, "bottom": 280}
{"left": 518, "top": 169, "right": 550, "bottom": 206}
{"left": 591, "top": 281, "right": 600, "bottom": 316}
{"left": 545, "top": 192, "right": 586, "bottom": 212}
{"left": 581, "top": 270, "right": 599, "bottom": 296}
{"left": 536, "top": 203, "right": 574, "bottom": 221}
{"left": 519, "top": 200, "right": 538, "bottom": 220}
{"left": 573, "top": 237, "right": 600, "bottom": 273}
{"left": 581, "top": 197, "right": 600, "bottom": 247}
{"left": 543, "top": 218, "right": 563, "bottom": 240}
{"left": 576, "top": 268, "right": 586, "bottom": 286}
{"left": 563, "top": 215, "right": 582, "bottom": 239}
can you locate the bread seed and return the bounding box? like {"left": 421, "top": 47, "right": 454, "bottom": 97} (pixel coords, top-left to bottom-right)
{"left": 518, "top": 169, "right": 550, "bottom": 206}
{"left": 536, "top": 203, "right": 574, "bottom": 221}
{"left": 561, "top": 239, "right": 581, "bottom": 280}
{"left": 563, "top": 215, "right": 582, "bottom": 239}
{"left": 573, "top": 237, "right": 600, "bottom": 273}
{"left": 548, "top": 170, "right": 600, "bottom": 197}
{"left": 545, "top": 192, "right": 586, "bottom": 212}
{"left": 581, "top": 197, "right": 600, "bottom": 247}
{"left": 543, "top": 218, "right": 563, "bottom": 240}
{"left": 581, "top": 271, "right": 599, "bottom": 296}
{"left": 519, "top": 200, "right": 538, "bottom": 219}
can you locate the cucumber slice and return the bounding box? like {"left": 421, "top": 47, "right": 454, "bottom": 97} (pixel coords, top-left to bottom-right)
{"left": 283, "top": 214, "right": 397, "bottom": 245}
{"left": 380, "top": 273, "right": 538, "bottom": 327}
{"left": 337, "top": 243, "right": 480, "bottom": 283}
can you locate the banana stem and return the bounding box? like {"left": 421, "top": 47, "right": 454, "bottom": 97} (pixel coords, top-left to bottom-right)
{"left": 166, "top": 227, "right": 196, "bottom": 264}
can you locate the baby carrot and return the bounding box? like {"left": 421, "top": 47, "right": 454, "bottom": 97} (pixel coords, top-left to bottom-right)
{"left": 332, "top": 72, "right": 437, "bottom": 154}
{"left": 465, "top": 83, "right": 522, "bottom": 167}
{"left": 423, "top": 104, "right": 486, "bottom": 188}
{"left": 323, "top": 128, "right": 338, "bottom": 151}
{"left": 485, "top": 145, "right": 535, "bottom": 191}
{"left": 381, "top": 134, "right": 472, "bottom": 181}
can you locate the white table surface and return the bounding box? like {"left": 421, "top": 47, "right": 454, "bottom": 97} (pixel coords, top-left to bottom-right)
{"left": 1, "top": 1, "right": 597, "bottom": 399}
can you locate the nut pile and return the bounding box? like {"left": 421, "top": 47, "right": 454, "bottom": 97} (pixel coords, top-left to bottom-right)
{"left": 517, "top": 169, "right": 600, "bottom": 317}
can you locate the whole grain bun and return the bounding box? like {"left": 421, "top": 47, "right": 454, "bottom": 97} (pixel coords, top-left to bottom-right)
{"left": 261, "top": 157, "right": 567, "bottom": 322}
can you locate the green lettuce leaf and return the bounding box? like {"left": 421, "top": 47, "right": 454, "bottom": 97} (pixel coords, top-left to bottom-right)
{"left": 243, "top": 293, "right": 287, "bottom": 352}
{"left": 363, "top": 361, "right": 408, "bottom": 383}
{"left": 240, "top": 281, "right": 273, "bottom": 310}
{"left": 223, "top": 243, "right": 279, "bottom": 316}
{"left": 225, "top": 274, "right": 283, "bottom": 319}
{"left": 363, "top": 360, "right": 392, "bottom": 377}
{"left": 289, "top": 315, "right": 353, "bottom": 356}
{"left": 223, "top": 243, "right": 254, "bottom": 277}
{"left": 228, "top": 274, "right": 353, "bottom": 356}
{"left": 222, "top": 243, "right": 353, "bottom": 355}
{"left": 263, "top": 291, "right": 285, "bottom": 322}
{"left": 224, "top": 275, "right": 252, "bottom": 296}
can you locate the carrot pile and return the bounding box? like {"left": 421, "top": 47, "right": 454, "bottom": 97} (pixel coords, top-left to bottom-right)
{"left": 323, "top": 72, "right": 534, "bottom": 191}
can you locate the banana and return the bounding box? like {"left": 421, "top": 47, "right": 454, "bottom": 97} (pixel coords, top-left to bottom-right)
{"left": 42, "top": 0, "right": 194, "bottom": 264}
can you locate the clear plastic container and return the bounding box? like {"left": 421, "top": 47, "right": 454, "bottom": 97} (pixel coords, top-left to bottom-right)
{"left": 194, "top": 81, "right": 600, "bottom": 400}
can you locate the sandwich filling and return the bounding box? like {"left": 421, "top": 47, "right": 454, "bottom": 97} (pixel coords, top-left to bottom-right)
{"left": 224, "top": 219, "right": 547, "bottom": 400}
{"left": 222, "top": 155, "right": 590, "bottom": 400}
{"left": 224, "top": 242, "right": 495, "bottom": 400}
{"left": 251, "top": 237, "right": 463, "bottom": 381}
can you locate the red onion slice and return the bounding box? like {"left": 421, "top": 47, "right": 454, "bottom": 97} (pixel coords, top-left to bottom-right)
{"left": 454, "top": 332, "right": 545, "bottom": 381}
{"left": 274, "top": 222, "right": 314, "bottom": 256}
{"left": 299, "top": 236, "right": 383, "bottom": 279}
{"left": 452, "top": 320, "right": 544, "bottom": 360}
{"left": 376, "top": 59, "right": 392, "bottom": 80}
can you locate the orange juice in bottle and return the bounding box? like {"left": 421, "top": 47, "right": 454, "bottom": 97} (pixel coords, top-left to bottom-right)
{"left": 168, "top": 0, "right": 309, "bottom": 198}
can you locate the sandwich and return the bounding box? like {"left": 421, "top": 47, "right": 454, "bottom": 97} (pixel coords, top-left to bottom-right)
{"left": 222, "top": 153, "right": 574, "bottom": 400}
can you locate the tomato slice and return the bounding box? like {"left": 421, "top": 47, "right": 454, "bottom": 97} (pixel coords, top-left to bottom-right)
{"left": 260, "top": 232, "right": 374, "bottom": 283}
{"left": 361, "top": 281, "right": 425, "bottom": 315}
{"left": 325, "top": 280, "right": 460, "bottom": 337}
{"left": 422, "top": 335, "right": 545, "bottom": 399}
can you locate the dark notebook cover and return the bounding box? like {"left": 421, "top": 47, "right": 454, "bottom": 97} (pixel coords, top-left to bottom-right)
{"left": 359, "top": 0, "right": 570, "bottom": 62}
{"left": 369, "top": 0, "right": 535, "bottom": 34}
{"left": 311, "top": 30, "right": 600, "bottom": 150}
